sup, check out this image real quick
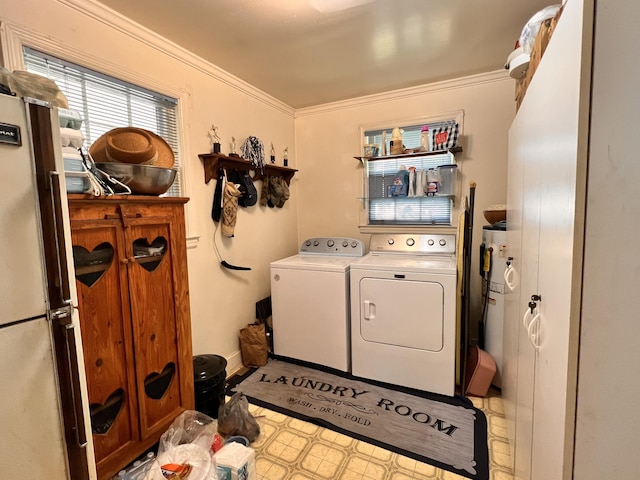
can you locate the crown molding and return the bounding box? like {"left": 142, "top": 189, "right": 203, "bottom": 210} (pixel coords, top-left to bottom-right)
{"left": 295, "top": 70, "right": 511, "bottom": 118}
{"left": 57, "top": 0, "right": 295, "bottom": 117}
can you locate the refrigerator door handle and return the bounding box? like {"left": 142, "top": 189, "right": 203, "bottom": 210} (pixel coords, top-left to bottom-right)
{"left": 62, "top": 319, "right": 88, "bottom": 449}
{"left": 50, "top": 302, "right": 74, "bottom": 323}
{"left": 48, "top": 171, "right": 69, "bottom": 303}
{"left": 47, "top": 172, "right": 88, "bottom": 449}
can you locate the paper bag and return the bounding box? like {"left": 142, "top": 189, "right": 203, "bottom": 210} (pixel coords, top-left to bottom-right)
{"left": 239, "top": 323, "right": 268, "bottom": 367}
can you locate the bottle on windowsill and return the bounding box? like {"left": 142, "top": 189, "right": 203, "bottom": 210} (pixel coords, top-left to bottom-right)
{"left": 420, "top": 125, "right": 430, "bottom": 152}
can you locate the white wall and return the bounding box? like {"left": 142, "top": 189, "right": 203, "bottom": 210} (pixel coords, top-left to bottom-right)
{"left": 0, "top": 0, "right": 298, "bottom": 373}
{"left": 295, "top": 73, "right": 516, "bottom": 329}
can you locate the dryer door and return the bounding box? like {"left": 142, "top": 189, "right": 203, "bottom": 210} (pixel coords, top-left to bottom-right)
{"left": 359, "top": 278, "right": 444, "bottom": 351}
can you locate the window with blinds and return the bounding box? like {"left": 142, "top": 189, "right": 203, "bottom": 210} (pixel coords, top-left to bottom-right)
{"left": 23, "top": 47, "right": 181, "bottom": 196}
{"left": 363, "top": 119, "right": 459, "bottom": 226}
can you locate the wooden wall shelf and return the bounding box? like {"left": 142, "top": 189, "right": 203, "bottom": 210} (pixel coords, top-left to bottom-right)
{"left": 199, "top": 152, "right": 297, "bottom": 185}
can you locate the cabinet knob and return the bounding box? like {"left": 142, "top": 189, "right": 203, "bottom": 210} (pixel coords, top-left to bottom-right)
{"left": 120, "top": 258, "right": 129, "bottom": 264}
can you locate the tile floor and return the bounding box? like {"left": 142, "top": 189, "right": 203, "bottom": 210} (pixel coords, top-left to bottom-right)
{"left": 244, "top": 388, "right": 514, "bottom": 480}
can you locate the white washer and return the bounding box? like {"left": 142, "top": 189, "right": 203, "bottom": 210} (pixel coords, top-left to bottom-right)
{"left": 270, "top": 237, "right": 365, "bottom": 372}
{"left": 350, "top": 233, "right": 457, "bottom": 396}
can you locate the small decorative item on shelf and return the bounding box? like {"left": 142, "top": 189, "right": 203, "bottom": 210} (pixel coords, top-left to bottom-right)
{"left": 240, "top": 136, "right": 266, "bottom": 171}
{"left": 283, "top": 147, "right": 288, "bottom": 167}
{"left": 390, "top": 127, "right": 403, "bottom": 155}
{"left": 420, "top": 125, "right": 430, "bottom": 152}
{"left": 431, "top": 120, "right": 459, "bottom": 151}
{"left": 209, "top": 124, "right": 221, "bottom": 153}
{"left": 230, "top": 136, "right": 237, "bottom": 156}
{"left": 270, "top": 142, "right": 276, "bottom": 164}
{"left": 363, "top": 144, "right": 378, "bottom": 158}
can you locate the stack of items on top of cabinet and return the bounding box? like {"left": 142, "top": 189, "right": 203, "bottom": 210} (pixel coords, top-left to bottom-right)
{"left": 59, "top": 108, "right": 90, "bottom": 193}
{"left": 515, "top": 5, "right": 564, "bottom": 110}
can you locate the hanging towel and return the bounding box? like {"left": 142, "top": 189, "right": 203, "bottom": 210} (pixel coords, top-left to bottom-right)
{"left": 222, "top": 180, "right": 242, "bottom": 237}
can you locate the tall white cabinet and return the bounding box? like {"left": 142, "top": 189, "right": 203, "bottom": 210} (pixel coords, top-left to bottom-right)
{"left": 504, "top": 1, "right": 640, "bottom": 479}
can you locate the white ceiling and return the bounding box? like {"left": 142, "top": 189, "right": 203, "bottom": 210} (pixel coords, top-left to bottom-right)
{"left": 96, "top": 0, "right": 552, "bottom": 109}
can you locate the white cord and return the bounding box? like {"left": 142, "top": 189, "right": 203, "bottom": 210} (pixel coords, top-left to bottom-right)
{"left": 212, "top": 218, "right": 224, "bottom": 264}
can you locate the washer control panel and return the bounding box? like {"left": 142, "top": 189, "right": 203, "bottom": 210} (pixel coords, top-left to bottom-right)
{"left": 370, "top": 234, "right": 456, "bottom": 255}
{"left": 299, "top": 237, "right": 365, "bottom": 256}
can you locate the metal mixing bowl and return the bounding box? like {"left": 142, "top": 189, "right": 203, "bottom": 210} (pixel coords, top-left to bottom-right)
{"left": 96, "top": 162, "right": 177, "bottom": 195}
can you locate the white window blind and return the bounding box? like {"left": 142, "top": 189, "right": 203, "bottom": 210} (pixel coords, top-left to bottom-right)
{"left": 23, "top": 47, "right": 181, "bottom": 196}
{"left": 364, "top": 122, "right": 457, "bottom": 226}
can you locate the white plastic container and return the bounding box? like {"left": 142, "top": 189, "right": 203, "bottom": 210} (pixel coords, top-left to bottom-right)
{"left": 214, "top": 442, "right": 256, "bottom": 480}
{"left": 58, "top": 108, "right": 83, "bottom": 129}
{"left": 390, "top": 127, "right": 403, "bottom": 155}
{"left": 63, "top": 150, "right": 84, "bottom": 173}
{"left": 426, "top": 168, "right": 440, "bottom": 196}
{"left": 65, "top": 171, "right": 90, "bottom": 193}
{"left": 437, "top": 164, "right": 458, "bottom": 196}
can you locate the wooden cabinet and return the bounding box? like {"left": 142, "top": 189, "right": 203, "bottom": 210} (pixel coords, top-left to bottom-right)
{"left": 68, "top": 195, "right": 194, "bottom": 480}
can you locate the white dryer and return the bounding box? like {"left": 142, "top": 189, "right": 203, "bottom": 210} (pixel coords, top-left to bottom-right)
{"left": 270, "top": 237, "right": 365, "bottom": 372}
{"left": 350, "top": 234, "right": 457, "bottom": 396}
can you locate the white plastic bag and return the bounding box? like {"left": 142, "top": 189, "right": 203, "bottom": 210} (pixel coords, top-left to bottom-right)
{"left": 145, "top": 410, "right": 219, "bottom": 480}
{"left": 519, "top": 5, "right": 561, "bottom": 54}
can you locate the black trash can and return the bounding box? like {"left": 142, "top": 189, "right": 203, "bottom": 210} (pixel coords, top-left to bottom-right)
{"left": 193, "top": 354, "right": 227, "bottom": 419}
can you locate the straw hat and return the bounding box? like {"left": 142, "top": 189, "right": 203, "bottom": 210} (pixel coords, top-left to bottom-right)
{"left": 89, "top": 127, "right": 175, "bottom": 168}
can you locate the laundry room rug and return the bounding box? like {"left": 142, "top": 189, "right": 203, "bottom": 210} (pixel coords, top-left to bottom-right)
{"left": 228, "top": 357, "right": 489, "bottom": 480}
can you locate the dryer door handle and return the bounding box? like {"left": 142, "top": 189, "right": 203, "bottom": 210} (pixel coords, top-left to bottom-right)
{"left": 363, "top": 300, "right": 376, "bottom": 320}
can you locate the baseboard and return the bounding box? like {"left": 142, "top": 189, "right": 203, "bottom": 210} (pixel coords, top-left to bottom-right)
{"left": 225, "top": 351, "right": 244, "bottom": 378}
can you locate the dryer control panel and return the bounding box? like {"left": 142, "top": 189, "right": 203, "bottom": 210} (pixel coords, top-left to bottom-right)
{"left": 299, "top": 237, "right": 365, "bottom": 256}
{"left": 369, "top": 234, "right": 456, "bottom": 255}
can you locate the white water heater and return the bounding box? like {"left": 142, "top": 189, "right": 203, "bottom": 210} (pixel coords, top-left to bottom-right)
{"left": 481, "top": 225, "right": 508, "bottom": 388}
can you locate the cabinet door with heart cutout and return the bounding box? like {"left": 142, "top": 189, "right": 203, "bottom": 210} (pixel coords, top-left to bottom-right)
{"left": 70, "top": 218, "right": 139, "bottom": 465}
{"left": 126, "top": 216, "right": 185, "bottom": 439}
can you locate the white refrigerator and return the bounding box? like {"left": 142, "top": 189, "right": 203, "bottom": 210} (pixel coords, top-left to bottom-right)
{"left": 0, "top": 94, "right": 94, "bottom": 479}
